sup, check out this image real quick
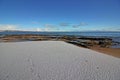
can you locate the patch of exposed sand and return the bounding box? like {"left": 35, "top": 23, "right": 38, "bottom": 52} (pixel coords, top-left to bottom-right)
{"left": 90, "top": 46, "right": 120, "bottom": 58}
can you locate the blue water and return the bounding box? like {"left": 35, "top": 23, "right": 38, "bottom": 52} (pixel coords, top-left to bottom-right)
{"left": 0, "top": 31, "right": 120, "bottom": 37}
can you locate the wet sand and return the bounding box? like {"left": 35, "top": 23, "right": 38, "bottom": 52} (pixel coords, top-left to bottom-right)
{"left": 90, "top": 47, "right": 120, "bottom": 58}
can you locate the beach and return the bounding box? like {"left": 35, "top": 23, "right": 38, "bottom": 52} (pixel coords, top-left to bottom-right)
{"left": 0, "top": 41, "right": 120, "bottom": 80}
{"left": 0, "top": 0, "right": 120, "bottom": 79}
{"left": 0, "top": 34, "right": 120, "bottom": 58}
{"left": 90, "top": 46, "right": 120, "bottom": 58}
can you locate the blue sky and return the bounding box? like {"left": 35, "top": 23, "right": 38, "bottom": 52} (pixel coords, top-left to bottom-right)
{"left": 0, "top": 0, "right": 120, "bottom": 31}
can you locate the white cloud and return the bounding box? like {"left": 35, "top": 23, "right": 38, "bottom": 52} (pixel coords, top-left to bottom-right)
{"left": 44, "top": 24, "right": 59, "bottom": 31}
{"left": 44, "top": 24, "right": 55, "bottom": 28}
{"left": 0, "top": 24, "right": 60, "bottom": 31}
{"left": 72, "top": 22, "right": 88, "bottom": 28}
{"left": 36, "top": 28, "right": 42, "bottom": 31}
{"left": 43, "top": 27, "right": 59, "bottom": 32}
{"left": 0, "top": 24, "right": 19, "bottom": 30}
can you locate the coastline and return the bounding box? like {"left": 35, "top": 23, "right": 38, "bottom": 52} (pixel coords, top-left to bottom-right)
{"left": 0, "top": 34, "right": 120, "bottom": 58}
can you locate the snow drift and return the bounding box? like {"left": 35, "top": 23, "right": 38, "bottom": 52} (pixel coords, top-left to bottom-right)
{"left": 0, "top": 41, "right": 120, "bottom": 80}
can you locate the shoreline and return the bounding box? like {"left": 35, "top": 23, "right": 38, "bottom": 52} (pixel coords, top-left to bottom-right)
{"left": 0, "top": 34, "right": 120, "bottom": 58}
{"left": 90, "top": 47, "right": 120, "bottom": 58}
{"left": 67, "top": 42, "right": 120, "bottom": 58}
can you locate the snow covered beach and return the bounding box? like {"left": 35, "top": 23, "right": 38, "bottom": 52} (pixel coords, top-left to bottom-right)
{"left": 0, "top": 41, "right": 120, "bottom": 80}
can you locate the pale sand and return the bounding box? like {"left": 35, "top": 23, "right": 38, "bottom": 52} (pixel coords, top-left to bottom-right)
{"left": 0, "top": 41, "right": 120, "bottom": 80}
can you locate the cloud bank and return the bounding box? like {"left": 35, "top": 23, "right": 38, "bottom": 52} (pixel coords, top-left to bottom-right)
{"left": 0, "top": 24, "right": 19, "bottom": 30}
{"left": 0, "top": 23, "right": 119, "bottom": 32}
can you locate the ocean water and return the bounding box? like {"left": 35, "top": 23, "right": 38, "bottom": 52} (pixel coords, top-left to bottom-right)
{"left": 0, "top": 31, "right": 120, "bottom": 37}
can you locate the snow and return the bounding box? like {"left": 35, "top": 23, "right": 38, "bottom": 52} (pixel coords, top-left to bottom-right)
{"left": 0, "top": 41, "right": 120, "bottom": 80}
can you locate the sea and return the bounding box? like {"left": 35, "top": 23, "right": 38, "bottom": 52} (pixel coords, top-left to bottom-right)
{"left": 0, "top": 31, "right": 120, "bottom": 48}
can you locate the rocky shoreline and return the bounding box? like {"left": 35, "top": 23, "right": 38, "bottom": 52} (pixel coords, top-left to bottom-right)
{"left": 0, "top": 34, "right": 114, "bottom": 48}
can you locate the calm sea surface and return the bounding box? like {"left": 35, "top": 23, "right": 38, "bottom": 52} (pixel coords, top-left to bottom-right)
{"left": 0, "top": 31, "right": 120, "bottom": 37}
